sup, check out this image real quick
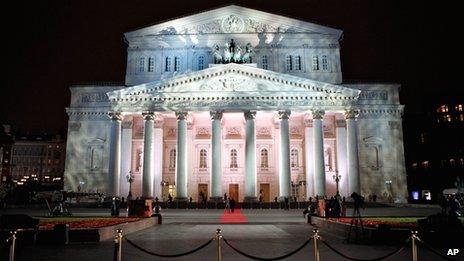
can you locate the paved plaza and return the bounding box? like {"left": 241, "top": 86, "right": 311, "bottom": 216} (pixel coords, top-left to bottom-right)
{"left": 1, "top": 206, "right": 460, "bottom": 261}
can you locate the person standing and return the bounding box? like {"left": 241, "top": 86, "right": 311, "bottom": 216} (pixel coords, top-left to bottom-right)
{"left": 225, "top": 197, "right": 230, "bottom": 213}
{"left": 230, "top": 198, "right": 236, "bottom": 213}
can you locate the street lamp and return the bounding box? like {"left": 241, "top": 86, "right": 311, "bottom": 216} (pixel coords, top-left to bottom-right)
{"left": 126, "top": 171, "right": 134, "bottom": 199}
{"left": 332, "top": 171, "right": 341, "bottom": 196}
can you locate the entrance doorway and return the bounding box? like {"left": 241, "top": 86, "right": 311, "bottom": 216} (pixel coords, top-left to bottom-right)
{"left": 259, "top": 184, "right": 270, "bottom": 202}
{"left": 198, "top": 184, "right": 208, "bottom": 203}
{"left": 229, "top": 184, "right": 239, "bottom": 202}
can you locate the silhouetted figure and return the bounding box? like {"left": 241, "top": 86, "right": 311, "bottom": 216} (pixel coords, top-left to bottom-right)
{"left": 111, "top": 197, "right": 120, "bottom": 217}
{"left": 230, "top": 198, "right": 236, "bottom": 213}
{"left": 155, "top": 197, "right": 159, "bottom": 203}
{"left": 224, "top": 193, "right": 227, "bottom": 202}
{"left": 284, "top": 197, "right": 289, "bottom": 210}
{"left": 309, "top": 197, "right": 312, "bottom": 203}
{"left": 189, "top": 197, "right": 193, "bottom": 203}
{"left": 274, "top": 197, "right": 278, "bottom": 203}
{"left": 372, "top": 194, "right": 377, "bottom": 202}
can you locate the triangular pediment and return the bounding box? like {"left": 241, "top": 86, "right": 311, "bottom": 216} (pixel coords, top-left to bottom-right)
{"left": 107, "top": 64, "right": 359, "bottom": 112}
{"left": 124, "top": 5, "right": 342, "bottom": 39}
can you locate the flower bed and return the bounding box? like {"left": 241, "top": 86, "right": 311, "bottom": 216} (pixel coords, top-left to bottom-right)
{"left": 329, "top": 217, "right": 420, "bottom": 228}
{"left": 39, "top": 217, "right": 141, "bottom": 230}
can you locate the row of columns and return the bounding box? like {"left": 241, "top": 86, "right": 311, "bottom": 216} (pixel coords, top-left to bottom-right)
{"left": 107, "top": 109, "right": 361, "bottom": 200}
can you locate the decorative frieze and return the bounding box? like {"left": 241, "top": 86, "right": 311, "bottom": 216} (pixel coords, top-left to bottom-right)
{"left": 256, "top": 127, "right": 271, "bottom": 137}
{"left": 358, "top": 90, "right": 388, "bottom": 101}
{"left": 227, "top": 127, "right": 241, "bottom": 136}
{"left": 80, "top": 92, "right": 108, "bottom": 103}
{"left": 196, "top": 127, "right": 211, "bottom": 136}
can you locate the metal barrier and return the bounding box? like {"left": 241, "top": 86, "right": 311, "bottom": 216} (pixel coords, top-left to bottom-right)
{"left": 2, "top": 227, "right": 457, "bottom": 261}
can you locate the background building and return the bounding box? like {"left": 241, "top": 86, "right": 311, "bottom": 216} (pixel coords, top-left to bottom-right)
{"left": 10, "top": 134, "right": 66, "bottom": 189}
{"left": 0, "top": 125, "right": 14, "bottom": 183}
{"left": 404, "top": 93, "right": 464, "bottom": 202}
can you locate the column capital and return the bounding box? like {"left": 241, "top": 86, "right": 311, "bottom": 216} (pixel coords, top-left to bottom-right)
{"left": 311, "top": 110, "right": 325, "bottom": 120}
{"left": 278, "top": 110, "right": 291, "bottom": 120}
{"left": 345, "top": 109, "right": 359, "bottom": 120}
{"left": 142, "top": 111, "right": 155, "bottom": 121}
{"left": 244, "top": 110, "right": 257, "bottom": 120}
{"left": 175, "top": 111, "right": 188, "bottom": 120}
{"left": 210, "top": 110, "right": 224, "bottom": 121}
{"left": 122, "top": 120, "right": 133, "bottom": 129}
{"left": 108, "top": 111, "right": 123, "bottom": 121}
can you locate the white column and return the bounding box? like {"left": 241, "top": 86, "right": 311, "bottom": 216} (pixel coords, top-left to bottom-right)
{"left": 335, "top": 119, "right": 348, "bottom": 197}
{"left": 304, "top": 117, "right": 314, "bottom": 197}
{"left": 175, "top": 111, "right": 188, "bottom": 200}
{"left": 312, "top": 110, "right": 326, "bottom": 197}
{"left": 346, "top": 110, "right": 360, "bottom": 194}
{"left": 244, "top": 110, "right": 257, "bottom": 201}
{"left": 108, "top": 112, "right": 122, "bottom": 196}
{"left": 210, "top": 111, "right": 223, "bottom": 200}
{"left": 278, "top": 110, "right": 291, "bottom": 199}
{"left": 142, "top": 112, "right": 155, "bottom": 198}
{"left": 153, "top": 115, "right": 164, "bottom": 200}
{"left": 120, "top": 120, "right": 133, "bottom": 198}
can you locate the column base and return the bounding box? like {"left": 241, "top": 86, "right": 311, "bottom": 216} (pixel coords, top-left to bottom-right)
{"left": 174, "top": 197, "right": 189, "bottom": 202}
{"left": 208, "top": 197, "right": 223, "bottom": 202}
{"left": 243, "top": 196, "right": 257, "bottom": 202}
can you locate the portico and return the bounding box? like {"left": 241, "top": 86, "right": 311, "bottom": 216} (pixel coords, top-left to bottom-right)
{"left": 106, "top": 63, "right": 362, "bottom": 201}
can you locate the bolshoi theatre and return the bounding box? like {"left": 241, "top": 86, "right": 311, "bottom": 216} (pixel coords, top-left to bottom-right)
{"left": 64, "top": 5, "right": 408, "bottom": 203}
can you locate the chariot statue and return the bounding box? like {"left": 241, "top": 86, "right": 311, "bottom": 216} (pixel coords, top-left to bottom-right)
{"left": 212, "top": 39, "right": 253, "bottom": 64}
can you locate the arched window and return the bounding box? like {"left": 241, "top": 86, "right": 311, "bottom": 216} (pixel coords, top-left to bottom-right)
{"left": 198, "top": 55, "right": 205, "bottom": 70}
{"left": 261, "top": 55, "right": 268, "bottom": 69}
{"left": 174, "top": 56, "right": 181, "bottom": 71}
{"left": 291, "top": 148, "right": 299, "bottom": 168}
{"left": 230, "top": 149, "right": 238, "bottom": 168}
{"left": 199, "top": 149, "right": 207, "bottom": 168}
{"left": 260, "top": 148, "right": 269, "bottom": 169}
{"left": 286, "top": 55, "right": 293, "bottom": 71}
{"left": 165, "top": 57, "right": 171, "bottom": 72}
{"left": 169, "top": 149, "right": 176, "bottom": 169}
{"left": 294, "top": 55, "right": 301, "bottom": 70}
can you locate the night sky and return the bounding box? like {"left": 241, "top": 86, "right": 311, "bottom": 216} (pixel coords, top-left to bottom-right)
{"left": 1, "top": 0, "right": 460, "bottom": 135}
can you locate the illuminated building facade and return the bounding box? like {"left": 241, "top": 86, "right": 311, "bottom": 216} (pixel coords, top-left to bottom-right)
{"left": 64, "top": 5, "right": 408, "bottom": 202}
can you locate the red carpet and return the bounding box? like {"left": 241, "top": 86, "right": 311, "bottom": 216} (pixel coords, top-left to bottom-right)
{"left": 219, "top": 208, "right": 248, "bottom": 223}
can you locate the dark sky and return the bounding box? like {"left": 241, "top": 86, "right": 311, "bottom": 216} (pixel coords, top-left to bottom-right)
{"left": 1, "top": 0, "right": 460, "bottom": 134}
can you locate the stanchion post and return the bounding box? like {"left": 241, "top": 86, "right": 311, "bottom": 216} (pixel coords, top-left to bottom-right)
{"left": 312, "top": 229, "right": 320, "bottom": 261}
{"left": 113, "top": 228, "right": 123, "bottom": 261}
{"left": 216, "top": 228, "right": 222, "bottom": 261}
{"left": 8, "top": 230, "right": 17, "bottom": 261}
{"left": 411, "top": 230, "right": 418, "bottom": 261}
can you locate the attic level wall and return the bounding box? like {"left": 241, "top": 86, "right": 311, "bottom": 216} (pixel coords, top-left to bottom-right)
{"left": 124, "top": 34, "right": 342, "bottom": 86}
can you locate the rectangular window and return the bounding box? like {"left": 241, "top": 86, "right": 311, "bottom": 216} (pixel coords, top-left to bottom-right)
{"left": 138, "top": 57, "right": 145, "bottom": 72}
{"left": 165, "top": 57, "right": 171, "bottom": 72}
{"left": 148, "top": 57, "right": 154, "bottom": 72}
{"left": 174, "top": 57, "right": 181, "bottom": 72}
{"left": 294, "top": 56, "right": 302, "bottom": 70}
{"left": 286, "top": 55, "right": 293, "bottom": 71}
{"left": 262, "top": 55, "right": 268, "bottom": 70}
{"left": 312, "top": 55, "right": 319, "bottom": 71}
{"left": 198, "top": 55, "right": 205, "bottom": 70}
{"left": 322, "top": 55, "right": 328, "bottom": 70}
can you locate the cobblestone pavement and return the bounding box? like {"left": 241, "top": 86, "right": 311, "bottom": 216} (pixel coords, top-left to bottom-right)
{"left": 1, "top": 207, "right": 459, "bottom": 261}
